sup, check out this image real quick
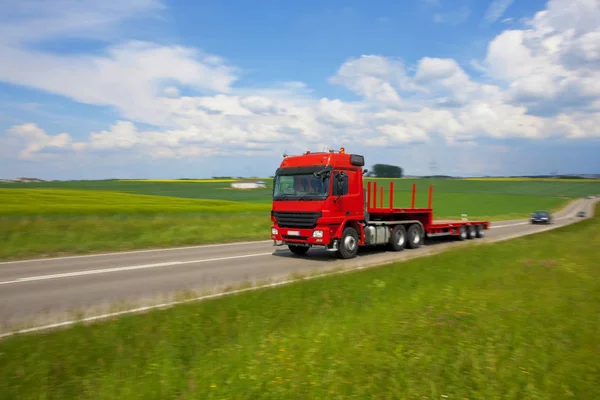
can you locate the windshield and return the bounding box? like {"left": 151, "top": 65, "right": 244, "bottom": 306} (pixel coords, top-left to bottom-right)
{"left": 273, "top": 173, "right": 330, "bottom": 200}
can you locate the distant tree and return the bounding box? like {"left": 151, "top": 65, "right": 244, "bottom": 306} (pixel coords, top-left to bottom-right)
{"left": 372, "top": 164, "right": 403, "bottom": 178}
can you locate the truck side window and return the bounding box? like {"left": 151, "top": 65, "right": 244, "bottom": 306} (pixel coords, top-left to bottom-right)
{"left": 332, "top": 172, "right": 349, "bottom": 196}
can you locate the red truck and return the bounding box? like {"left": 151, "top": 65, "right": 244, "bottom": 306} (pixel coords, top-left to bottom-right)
{"left": 270, "top": 148, "right": 490, "bottom": 259}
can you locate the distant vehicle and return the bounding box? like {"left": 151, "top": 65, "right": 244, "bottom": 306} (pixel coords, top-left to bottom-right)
{"left": 530, "top": 210, "right": 552, "bottom": 224}
{"left": 577, "top": 211, "right": 586, "bottom": 217}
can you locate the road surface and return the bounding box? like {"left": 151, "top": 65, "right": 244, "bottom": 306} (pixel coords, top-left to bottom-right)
{"left": 0, "top": 198, "right": 596, "bottom": 333}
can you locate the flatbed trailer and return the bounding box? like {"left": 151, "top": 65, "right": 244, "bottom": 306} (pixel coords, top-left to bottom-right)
{"left": 270, "top": 148, "right": 490, "bottom": 259}
{"left": 365, "top": 181, "right": 490, "bottom": 241}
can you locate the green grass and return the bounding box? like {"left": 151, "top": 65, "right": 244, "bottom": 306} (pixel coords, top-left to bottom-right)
{"left": 0, "top": 215, "right": 269, "bottom": 260}
{"left": 0, "top": 189, "right": 270, "bottom": 216}
{"left": 1, "top": 204, "right": 598, "bottom": 399}
{"left": 0, "top": 179, "right": 274, "bottom": 203}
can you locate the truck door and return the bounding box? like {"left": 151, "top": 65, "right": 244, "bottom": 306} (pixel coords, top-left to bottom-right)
{"left": 333, "top": 171, "right": 363, "bottom": 217}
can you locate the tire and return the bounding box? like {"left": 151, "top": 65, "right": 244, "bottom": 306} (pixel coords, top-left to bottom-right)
{"left": 458, "top": 226, "right": 468, "bottom": 241}
{"left": 475, "top": 224, "right": 485, "bottom": 238}
{"left": 288, "top": 245, "right": 309, "bottom": 256}
{"left": 406, "top": 224, "right": 423, "bottom": 249}
{"left": 388, "top": 225, "right": 407, "bottom": 251}
{"left": 337, "top": 227, "right": 359, "bottom": 259}
{"left": 467, "top": 225, "right": 476, "bottom": 239}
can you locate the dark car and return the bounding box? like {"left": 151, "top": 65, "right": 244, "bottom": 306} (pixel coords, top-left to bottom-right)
{"left": 530, "top": 210, "right": 552, "bottom": 224}
{"left": 577, "top": 211, "right": 586, "bottom": 217}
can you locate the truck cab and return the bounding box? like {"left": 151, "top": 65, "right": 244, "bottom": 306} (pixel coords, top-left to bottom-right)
{"left": 270, "top": 148, "right": 367, "bottom": 257}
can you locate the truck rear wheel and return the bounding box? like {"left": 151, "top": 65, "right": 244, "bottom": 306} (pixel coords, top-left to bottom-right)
{"left": 467, "top": 225, "right": 477, "bottom": 239}
{"left": 458, "top": 226, "right": 468, "bottom": 241}
{"left": 288, "top": 245, "right": 309, "bottom": 256}
{"left": 388, "top": 225, "right": 407, "bottom": 251}
{"left": 337, "top": 227, "right": 359, "bottom": 259}
{"left": 406, "top": 224, "right": 423, "bottom": 249}
{"left": 475, "top": 224, "right": 485, "bottom": 238}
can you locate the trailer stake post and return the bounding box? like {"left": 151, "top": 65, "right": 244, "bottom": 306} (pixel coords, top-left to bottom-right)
{"left": 428, "top": 185, "right": 433, "bottom": 209}
{"left": 373, "top": 182, "right": 377, "bottom": 209}
{"left": 411, "top": 183, "right": 416, "bottom": 209}
{"left": 380, "top": 186, "right": 383, "bottom": 208}
{"left": 389, "top": 181, "right": 394, "bottom": 209}
{"left": 367, "top": 181, "right": 371, "bottom": 209}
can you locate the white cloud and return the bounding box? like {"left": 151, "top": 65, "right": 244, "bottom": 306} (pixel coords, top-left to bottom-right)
{"left": 1, "top": 0, "right": 600, "bottom": 168}
{"left": 8, "top": 123, "right": 74, "bottom": 159}
{"left": 433, "top": 6, "right": 471, "bottom": 26}
{"left": 0, "top": 41, "right": 238, "bottom": 126}
{"left": 0, "top": 0, "right": 164, "bottom": 45}
{"left": 483, "top": 0, "right": 600, "bottom": 115}
{"left": 482, "top": 0, "right": 514, "bottom": 25}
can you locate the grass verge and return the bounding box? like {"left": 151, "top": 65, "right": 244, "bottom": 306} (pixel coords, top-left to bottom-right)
{"left": 1, "top": 204, "right": 598, "bottom": 399}
{"left": 0, "top": 214, "right": 270, "bottom": 260}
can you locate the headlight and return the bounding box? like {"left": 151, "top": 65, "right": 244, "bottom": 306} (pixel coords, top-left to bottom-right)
{"left": 312, "top": 230, "right": 324, "bottom": 238}
{"left": 271, "top": 228, "right": 278, "bottom": 235}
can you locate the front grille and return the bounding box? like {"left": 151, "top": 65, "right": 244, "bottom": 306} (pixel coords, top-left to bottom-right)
{"left": 272, "top": 211, "right": 322, "bottom": 229}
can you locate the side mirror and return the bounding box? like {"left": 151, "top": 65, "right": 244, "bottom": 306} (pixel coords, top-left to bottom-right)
{"left": 362, "top": 169, "right": 369, "bottom": 176}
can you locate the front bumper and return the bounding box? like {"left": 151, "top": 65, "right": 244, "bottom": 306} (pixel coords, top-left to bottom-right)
{"left": 270, "top": 225, "right": 337, "bottom": 250}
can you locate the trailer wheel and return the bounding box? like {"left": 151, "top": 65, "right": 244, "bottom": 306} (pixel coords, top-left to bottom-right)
{"left": 288, "top": 245, "right": 309, "bottom": 256}
{"left": 458, "top": 226, "right": 468, "bottom": 241}
{"left": 406, "top": 224, "right": 423, "bottom": 249}
{"left": 337, "top": 227, "right": 359, "bottom": 259}
{"left": 475, "top": 224, "right": 485, "bottom": 238}
{"left": 467, "top": 225, "right": 477, "bottom": 239}
{"left": 388, "top": 225, "right": 407, "bottom": 251}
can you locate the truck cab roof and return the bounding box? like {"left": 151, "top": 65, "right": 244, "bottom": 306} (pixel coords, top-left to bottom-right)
{"left": 277, "top": 148, "right": 364, "bottom": 173}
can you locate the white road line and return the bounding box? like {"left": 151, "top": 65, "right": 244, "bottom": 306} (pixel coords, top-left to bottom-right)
{"left": 0, "top": 240, "right": 273, "bottom": 265}
{"left": 0, "top": 252, "right": 272, "bottom": 286}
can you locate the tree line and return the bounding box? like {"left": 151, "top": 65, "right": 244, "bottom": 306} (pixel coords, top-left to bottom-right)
{"left": 368, "top": 163, "right": 403, "bottom": 178}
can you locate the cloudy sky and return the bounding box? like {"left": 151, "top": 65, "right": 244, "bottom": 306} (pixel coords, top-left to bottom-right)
{"left": 1, "top": 0, "right": 599, "bottom": 179}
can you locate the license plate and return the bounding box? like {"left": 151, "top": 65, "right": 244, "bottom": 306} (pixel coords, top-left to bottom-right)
{"left": 287, "top": 230, "right": 300, "bottom": 236}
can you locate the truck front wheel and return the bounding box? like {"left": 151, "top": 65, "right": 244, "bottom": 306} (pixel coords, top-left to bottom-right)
{"left": 337, "top": 227, "right": 359, "bottom": 259}
{"left": 288, "top": 245, "right": 309, "bottom": 256}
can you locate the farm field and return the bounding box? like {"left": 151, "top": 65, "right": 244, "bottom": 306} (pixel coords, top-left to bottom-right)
{"left": 1, "top": 176, "right": 597, "bottom": 260}
{"left": 1, "top": 203, "right": 598, "bottom": 399}
{"left": 1, "top": 177, "right": 599, "bottom": 201}
{"left": 0, "top": 185, "right": 574, "bottom": 260}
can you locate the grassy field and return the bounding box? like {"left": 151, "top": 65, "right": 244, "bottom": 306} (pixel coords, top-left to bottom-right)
{"left": 0, "top": 189, "right": 270, "bottom": 260}
{"left": 1, "top": 203, "right": 598, "bottom": 399}
{"left": 1, "top": 177, "right": 599, "bottom": 201}
{"left": 0, "top": 175, "right": 590, "bottom": 260}
{"left": 0, "top": 189, "right": 270, "bottom": 216}
{"left": 462, "top": 177, "right": 600, "bottom": 182}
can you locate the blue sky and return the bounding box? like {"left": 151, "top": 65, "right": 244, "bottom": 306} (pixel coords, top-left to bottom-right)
{"left": 1, "top": 0, "right": 599, "bottom": 179}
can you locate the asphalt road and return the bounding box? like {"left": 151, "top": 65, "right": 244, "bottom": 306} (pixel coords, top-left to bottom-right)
{"left": 0, "top": 198, "right": 596, "bottom": 332}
